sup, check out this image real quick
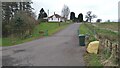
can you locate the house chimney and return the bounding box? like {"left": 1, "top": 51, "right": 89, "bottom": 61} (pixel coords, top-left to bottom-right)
{"left": 54, "top": 12, "right": 55, "bottom": 15}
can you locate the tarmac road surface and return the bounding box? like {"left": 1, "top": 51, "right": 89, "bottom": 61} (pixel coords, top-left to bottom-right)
{"left": 1, "top": 23, "right": 86, "bottom": 66}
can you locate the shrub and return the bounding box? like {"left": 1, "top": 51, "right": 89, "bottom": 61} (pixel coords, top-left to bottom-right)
{"left": 10, "top": 11, "right": 35, "bottom": 39}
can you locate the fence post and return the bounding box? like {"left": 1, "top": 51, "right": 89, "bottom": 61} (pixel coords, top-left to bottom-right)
{"left": 99, "top": 38, "right": 102, "bottom": 54}
{"left": 45, "top": 30, "right": 48, "bottom": 36}
{"left": 110, "top": 42, "right": 112, "bottom": 54}
{"left": 103, "top": 39, "right": 105, "bottom": 47}
{"left": 106, "top": 39, "right": 108, "bottom": 47}
{"left": 77, "top": 29, "right": 80, "bottom": 35}
{"left": 115, "top": 44, "right": 118, "bottom": 65}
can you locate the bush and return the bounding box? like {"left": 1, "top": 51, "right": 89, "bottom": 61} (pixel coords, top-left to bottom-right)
{"left": 10, "top": 11, "right": 36, "bottom": 39}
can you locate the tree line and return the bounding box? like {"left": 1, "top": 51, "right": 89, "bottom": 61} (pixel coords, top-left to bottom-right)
{"left": 70, "top": 11, "right": 102, "bottom": 23}
{"left": 2, "top": 2, "right": 36, "bottom": 38}
{"left": 37, "top": 5, "right": 101, "bottom": 23}
{"left": 70, "top": 12, "right": 83, "bottom": 22}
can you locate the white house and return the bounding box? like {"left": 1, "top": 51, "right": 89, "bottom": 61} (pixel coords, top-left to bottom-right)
{"left": 48, "top": 12, "right": 65, "bottom": 22}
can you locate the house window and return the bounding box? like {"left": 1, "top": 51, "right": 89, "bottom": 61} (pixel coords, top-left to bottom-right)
{"left": 52, "top": 18, "right": 53, "bottom": 20}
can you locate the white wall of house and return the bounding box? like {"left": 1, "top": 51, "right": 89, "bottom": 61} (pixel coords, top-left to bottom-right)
{"left": 49, "top": 16, "right": 60, "bottom": 22}
{"left": 48, "top": 16, "right": 64, "bottom": 22}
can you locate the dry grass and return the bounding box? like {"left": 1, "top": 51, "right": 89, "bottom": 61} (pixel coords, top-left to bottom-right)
{"left": 95, "top": 22, "right": 118, "bottom": 31}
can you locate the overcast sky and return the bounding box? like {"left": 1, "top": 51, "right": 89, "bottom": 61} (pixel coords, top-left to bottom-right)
{"left": 31, "top": 0, "right": 119, "bottom": 22}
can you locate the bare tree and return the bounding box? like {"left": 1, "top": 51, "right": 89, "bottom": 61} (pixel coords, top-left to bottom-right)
{"left": 85, "top": 11, "right": 97, "bottom": 23}
{"left": 61, "top": 5, "right": 70, "bottom": 22}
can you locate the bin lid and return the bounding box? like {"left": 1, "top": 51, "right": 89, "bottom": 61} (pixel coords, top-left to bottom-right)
{"left": 79, "top": 34, "right": 85, "bottom": 36}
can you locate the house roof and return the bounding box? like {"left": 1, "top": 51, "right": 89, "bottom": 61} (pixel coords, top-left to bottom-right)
{"left": 48, "top": 13, "right": 65, "bottom": 19}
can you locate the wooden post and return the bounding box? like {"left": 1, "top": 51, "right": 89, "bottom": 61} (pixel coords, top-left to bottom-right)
{"left": 59, "top": 22, "right": 60, "bottom": 26}
{"left": 115, "top": 44, "right": 118, "bottom": 64}
{"left": 101, "top": 38, "right": 103, "bottom": 46}
{"left": 110, "top": 41, "right": 112, "bottom": 54}
{"left": 98, "top": 38, "right": 102, "bottom": 54}
{"left": 106, "top": 40, "right": 108, "bottom": 47}
{"left": 77, "top": 29, "right": 80, "bottom": 35}
{"left": 103, "top": 38, "right": 105, "bottom": 48}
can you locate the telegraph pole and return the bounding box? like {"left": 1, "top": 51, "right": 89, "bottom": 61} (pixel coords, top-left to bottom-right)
{"left": 47, "top": 9, "right": 49, "bottom": 22}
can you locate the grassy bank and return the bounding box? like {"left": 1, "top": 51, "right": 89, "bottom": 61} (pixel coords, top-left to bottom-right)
{"left": 80, "top": 23, "right": 118, "bottom": 66}
{"left": 79, "top": 23, "right": 97, "bottom": 42}
{"left": 33, "top": 22, "right": 69, "bottom": 37}
{"left": 80, "top": 23, "right": 102, "bottom": 66}
{"left": 2, "top": 22, "right": 70, "bottom": 46}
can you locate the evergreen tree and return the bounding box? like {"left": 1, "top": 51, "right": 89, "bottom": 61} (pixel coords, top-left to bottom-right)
{"left": 70, "top": 12, "right": 75, "bottom": 22}
{"left": 96, "top": 19, "right": 102, "bottom": 22}
{"left": 38, "top": 8, "right": 47, "bottom": 20}
{"left": 78, "top": 13, "right": 83, "bottom": 22}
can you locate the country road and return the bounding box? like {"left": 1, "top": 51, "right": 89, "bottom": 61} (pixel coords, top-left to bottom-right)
{"left": 1, "top": 23, "right": 86, "bottom": 66}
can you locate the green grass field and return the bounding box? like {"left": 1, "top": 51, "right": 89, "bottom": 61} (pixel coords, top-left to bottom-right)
{"left": 95, "top": 22, "right": 118, "bottom": 31}
{"left": 2, "top": 22, "right": 70, "bottom": 46}
{"left": 89, "top": 23, "right": 118, "bottom": 41}
{"left": 80, "top": 23, "right": 118, "bottom": 40}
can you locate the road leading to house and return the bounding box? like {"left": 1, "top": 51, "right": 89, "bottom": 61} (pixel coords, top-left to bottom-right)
{"left": 1, "top": 23, "right": 86, "bottom": 66}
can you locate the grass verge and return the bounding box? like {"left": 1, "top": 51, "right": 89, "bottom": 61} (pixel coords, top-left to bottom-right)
{"left": 2, "top": 22, "right": 70, "bottom": 46}
{"left": 84, "top": 53, "right": 103, "bottom": 66}
{"left": 0, "top": 38, "right": 1, "bottom": 46}
{"left": 80, "top": 23, "right": 118, "bottom": 66}
{"left": 80, "top": 23, "right": 102, "bottom": 66}
{"left": 80, "top": 23, "right": 97, "bottom": 42}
